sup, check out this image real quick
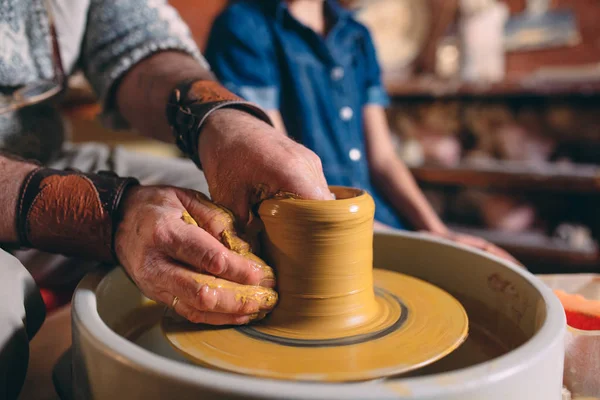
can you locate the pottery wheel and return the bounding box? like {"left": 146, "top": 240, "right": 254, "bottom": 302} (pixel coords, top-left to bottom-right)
{"left": 162, "top": 269, "right": 468, "bottom": 382}
{"left": 162, "top": 186, "right": 468, "bottom": 382}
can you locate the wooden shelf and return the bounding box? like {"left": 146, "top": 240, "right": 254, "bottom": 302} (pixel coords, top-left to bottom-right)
{"left": 450, "top": 224, "right": 600, "bottom": 272}
{"left": 411, "top": 162, "right": 600, "bottom": 193}
{"left": 385, "top": 76, "right": 600, "bottom": 99}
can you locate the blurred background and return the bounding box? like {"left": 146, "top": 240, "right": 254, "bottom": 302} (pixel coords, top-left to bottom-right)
{"left": 62, "top": 0, "right": 600, "bottom": 273}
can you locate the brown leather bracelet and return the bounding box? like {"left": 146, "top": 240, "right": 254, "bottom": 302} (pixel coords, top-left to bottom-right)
{"left": 166, "top": 79, "right": 273, "bottom": 169}
{"left": 16, "top": 168, "right": 139, "bottom": 263}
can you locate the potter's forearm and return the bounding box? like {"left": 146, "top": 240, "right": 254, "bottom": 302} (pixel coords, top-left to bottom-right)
{"left": 1, "top": 157, "right": 138, "bottom": 261}
{"left": 0, "top": 155, "right": 38, "bottom": 243}
{"left": 116, "top": 51, "right": 214, "bottom": 143}
{"left": 372, "top": 161, "right": 447, "bottom": 233}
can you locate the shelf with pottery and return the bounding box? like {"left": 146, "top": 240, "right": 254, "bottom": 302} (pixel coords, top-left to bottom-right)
{"left": 409, "top": 161, "right": 600, "bottom": 194}
{"left": 385, "top": 69, "right": 600, "bottom": 99}
{"left": 379, "top": 0, "right": 600, "bottom": 100}
{"left": 411, "top": 161, "right": 600, "bottom": 272}
{"left": 449, "top": 224, "right": 600, "bottom": 272}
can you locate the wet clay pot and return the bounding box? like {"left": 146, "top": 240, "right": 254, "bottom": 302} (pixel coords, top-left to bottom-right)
{"left": 257, "top": 187, "right": 381, "bottom": 339}
{"left": 161, "top": 187, "right": 467, "bottom": 381}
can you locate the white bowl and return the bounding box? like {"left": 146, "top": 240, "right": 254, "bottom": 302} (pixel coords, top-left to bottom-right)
{"left": 71, "top": 230, "right": 565, "bottom": 399}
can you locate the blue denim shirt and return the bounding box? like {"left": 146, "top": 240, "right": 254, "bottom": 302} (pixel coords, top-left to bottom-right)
{"left": 206, "top": 0, "right": 404, "bottom": 229}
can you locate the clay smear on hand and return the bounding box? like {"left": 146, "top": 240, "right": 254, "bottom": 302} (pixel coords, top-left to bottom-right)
{"left": 181, "top": 195, "right": 275, "bottom": 282}
{"left": 192, "top": 274, "right": 277, "bottom": 311}
{"left": 179, "top": 195, "right": 277, "bottom": 313}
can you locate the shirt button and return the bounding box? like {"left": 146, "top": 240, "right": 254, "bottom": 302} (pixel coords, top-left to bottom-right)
{"left": 349, "top": 148, "right": 362, "bottom": 161}
{"left": 340, "top": 106, "right": 353, "bottom": 121}
{"left": 331, "top": 66, "right": 344, "bottom": 81}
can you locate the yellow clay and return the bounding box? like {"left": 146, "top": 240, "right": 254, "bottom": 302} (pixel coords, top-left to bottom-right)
{"left": 163, "top": 187, "right": 468, "bottom": 382}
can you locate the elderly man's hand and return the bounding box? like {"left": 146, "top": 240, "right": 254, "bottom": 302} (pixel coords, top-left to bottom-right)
{"left": 114, "top": 185, "right": 277, "bottom": 325}
{"left": 199, "top": 109, "right": 333, "bottom": 225}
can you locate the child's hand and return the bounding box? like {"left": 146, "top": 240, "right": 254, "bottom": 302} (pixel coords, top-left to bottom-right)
{"left": 426, "top": 230, "right": 523, "bottom": 267}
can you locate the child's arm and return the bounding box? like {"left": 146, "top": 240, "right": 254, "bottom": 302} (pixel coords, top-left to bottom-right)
{"left": 363, "top": 105, "right": 520, "bottom": 264}
{"left": 359, "top": 26, "right": 517, "bottom": 263}
{"left": 358, "top": 29, "right": 444, "bottom": 232}
{"left": 363, "top": 105, "right": 447, "bottom": 233}
{"left": 363, "top": 104, "right": 519, "bottom": 264}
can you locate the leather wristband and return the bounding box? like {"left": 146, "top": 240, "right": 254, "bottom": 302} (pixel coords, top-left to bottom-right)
{"left": 166, "top": 79, "right": 273, "bottom": 169}
{"left": 17, "top": 168, "right": 139, "bottom": 263}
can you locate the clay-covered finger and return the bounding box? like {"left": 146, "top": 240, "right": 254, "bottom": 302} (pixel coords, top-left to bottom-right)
{"left": 173, "top": 300, "right": 262, "bottom": 325}
{"left": 186, "top": 193, "right": 254, "bottom": 254}
{"left": 164, "top": 219, "right": 275, "bottom": 287}
{"left": 179, "top": 193, "right": 275, "bottom": 285}
{"left": 166, "top": 266, "right": 277, "bottom": 315}
{"left": 184, "top": 192, "right": 237, "bottom": 233}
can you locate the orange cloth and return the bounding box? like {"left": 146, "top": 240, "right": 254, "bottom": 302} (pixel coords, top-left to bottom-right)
{"left": 554, "top": 289, "right": 600, "bottom": 331}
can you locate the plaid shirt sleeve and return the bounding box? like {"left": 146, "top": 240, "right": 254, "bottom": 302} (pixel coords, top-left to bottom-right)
{"left": 80, "top": 0, "right": 208, "bottom": 129}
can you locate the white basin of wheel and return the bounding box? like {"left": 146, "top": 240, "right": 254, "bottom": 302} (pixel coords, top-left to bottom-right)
{"left": 71, "top": 231, "right": 565, "bottom": 400}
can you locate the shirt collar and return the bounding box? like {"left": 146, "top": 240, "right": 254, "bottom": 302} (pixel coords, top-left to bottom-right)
{"left": 272, "top": 0, "right": 351, "bottom": 24}
{"left": 325, "top": 0, "right": 352, "bottom": 23}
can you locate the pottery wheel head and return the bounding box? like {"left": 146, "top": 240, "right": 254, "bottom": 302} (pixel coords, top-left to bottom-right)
{"left": 162, "top": 186, "right": 468, "bottom": 382}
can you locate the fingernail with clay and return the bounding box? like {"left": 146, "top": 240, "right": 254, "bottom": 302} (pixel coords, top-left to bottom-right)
{"left": 260, "top": 290, "right": 278, "bottom": 309}
{"left": 259, "top": 278, "right": 276, "bottom": 288}
{"left": 244, "top": 254, "right": 276, "bottom": 284}
{"left": 234, "top": 287, "right": 278, "bottom": 311}
{"left": 248, "top": 311, "right": 267, "bottom": 322}
{"left": 256, "top": 264, "right": 275, "bottom": 280}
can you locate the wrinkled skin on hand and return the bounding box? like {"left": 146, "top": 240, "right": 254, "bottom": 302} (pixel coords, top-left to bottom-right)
{"left": 115, "top": 185, "right": 277, "bottom": 325}
{"left": 199, "top": 109, "right": 333, "bottom": 227}
{"left": 196, "top": 110, "right": 521, "bottom": 269}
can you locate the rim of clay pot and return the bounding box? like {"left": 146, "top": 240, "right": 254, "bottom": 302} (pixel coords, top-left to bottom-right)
{"left": 258, "top": 186, "right": 372, "bottom": 227}
{"left": 73, "top": 230, "right": 566, "bottom": 399}
{"left": 260, "top": 186, "right": 367, "bottom": 207}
